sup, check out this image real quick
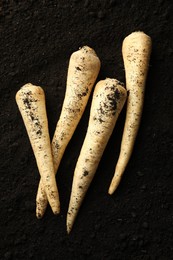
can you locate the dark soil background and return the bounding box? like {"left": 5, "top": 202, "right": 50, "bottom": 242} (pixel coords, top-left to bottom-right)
{"left": 0, "top": 0, "right": 173, "bottom": 259}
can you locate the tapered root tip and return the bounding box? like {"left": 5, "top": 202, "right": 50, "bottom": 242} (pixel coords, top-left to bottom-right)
{"left": 108, "top": 173, "right": 122, "bottom": 195}
{"left": 66, "top": 212, "right": 75, "bottom": 234}
{"left": 108, "top": 185, "right": 116, "bottom": 195}
{"left": 36, "top": 206, "right": 60, "bottom": 219}
{"left": 52, "top": 205, "right": 61, "bottom": 216}
{"left": 36, "top": 205, "right": 46, "bottom": 219}
{"left": 67, "top": 226, "right": 71, "bottom": 234}
{"left": 66, "top": 221, "right": 72, "bottom": 234}
{"left": 53, "top": 209, "right": 60, "bottom": 215}
{"left": 36, "top": 212, "right": 43, "bottom": 219}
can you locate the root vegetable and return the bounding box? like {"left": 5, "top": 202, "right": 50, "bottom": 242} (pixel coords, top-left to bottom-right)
{"left": 67, "top": 78, "right": 127, "bottom": 233}
{"left": 36, "top": 46, "right": 101, "bottom": 218}
{"left": 16, "top": 83, "right": 60, "bottom": 215}
{"left": 108, "top": 31, "right": 152, "bottom": 195}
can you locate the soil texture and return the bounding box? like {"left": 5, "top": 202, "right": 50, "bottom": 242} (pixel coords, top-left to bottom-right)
{"left": 0, "top": 0, "right": 173, "bottom": 259}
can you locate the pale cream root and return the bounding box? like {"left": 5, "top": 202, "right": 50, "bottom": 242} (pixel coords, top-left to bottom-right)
{"left": 16, "top": 83, "right": 60, "bottom": 215}
{"left": 108, "top": 31, "right": 152, "bottom": 195}
{"left": 36, "top": 46, "right": 101, "bottom": 218}
{"left": 67, "top": 78, "right": 127, "bottom": 233}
